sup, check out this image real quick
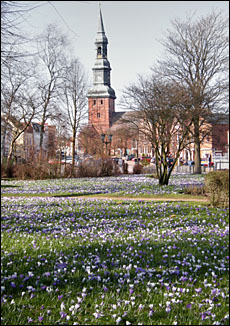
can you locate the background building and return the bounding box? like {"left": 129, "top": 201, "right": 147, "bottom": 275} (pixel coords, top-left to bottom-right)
{"left": 1, "top": 116, "right": 57, "bottom": 163}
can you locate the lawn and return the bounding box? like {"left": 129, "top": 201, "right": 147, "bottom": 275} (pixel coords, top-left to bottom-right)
{"left": 1, "top": 174, "right": 229, "bottom": 325}
{"left": 1, "top": 174, "right": 205, "bottom": 197}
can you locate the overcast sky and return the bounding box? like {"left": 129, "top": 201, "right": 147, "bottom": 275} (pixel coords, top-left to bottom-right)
{"left": 21, "top": 1, "right": 229, "bottom": 111}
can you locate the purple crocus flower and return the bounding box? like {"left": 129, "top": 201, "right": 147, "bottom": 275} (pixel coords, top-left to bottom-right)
{"left": 201, "top": 312, "right": 206, "bottom": 320}
{"left": 60, "top": 312, "right": 67, "bottom": 319}
{"left": 38, "top": 316, "right": 43, "bottom": 322}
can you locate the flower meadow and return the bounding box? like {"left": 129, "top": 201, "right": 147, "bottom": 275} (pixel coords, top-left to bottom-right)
{"left": 1, "top": 174, "right": 204, "bottom": 196}
{"left": 1, "top": 188, "right": 229, "bottom": 325}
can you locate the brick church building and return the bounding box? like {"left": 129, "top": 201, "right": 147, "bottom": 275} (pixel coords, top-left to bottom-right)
{"left": 79, "top": 6, "right": 229, "bottom": 163}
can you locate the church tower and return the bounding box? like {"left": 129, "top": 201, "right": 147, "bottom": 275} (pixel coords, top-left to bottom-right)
{"left": 87, "top": 5, "right": 116, "bottom": 132}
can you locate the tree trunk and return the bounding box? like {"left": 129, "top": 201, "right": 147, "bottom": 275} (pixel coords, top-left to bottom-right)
{"left": 194, "top": 139, "right": 201, "bottom": 174}
{"left": 58, "top": 146, "right": 62, "bottom": 176}
{"left": 71, "top": 135, "right": 76, "bottom": 177}
{"left": 159, "top": 167, "right": 169, "bottom": 185}
{"left": 194, "top": 121, "right": 202, "bottom": 174}
{"left": 6, "top": 140, "right": 15, "bottom": 169}
{"left": 39, "top": 122, "right": 45, "bottom": 161}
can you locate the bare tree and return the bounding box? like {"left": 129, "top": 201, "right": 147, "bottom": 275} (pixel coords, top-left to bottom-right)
{"left": 78, "top": 125, "right": 104, "bottom": 157}
{"left": 61, "top": 58, "right": 88, "bottom": 175}
{"left": 113, "top": 111, "right": 144, "bottom": 158}
{"left": 1, "top": 58, "right": 40, "bottom": 167}
{"left": 112, "top": 124, "right": 138, "bottom": 157}
{"left": 35, "top": 24, "right": 69, "bottom": 160}
{"left": 121, "top": 74, "right": 194, "bottom": 185}
{"left": 155, "top": 11, "right": 229, "bottom": 174}
{"left": 1, "top": 1, "right": 43, "bottom": 69}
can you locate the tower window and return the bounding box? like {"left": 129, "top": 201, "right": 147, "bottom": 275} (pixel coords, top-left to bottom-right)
{"left": 97, "top": 112, "right": 101, "bottom": 118}
{"left": 93, "top": 100, "right": 96, "bottom": 105}
{"left": 97, "top": 47, "right": 102, "bottom": 55}
{"left": 100, "top": 100, "right": 103, "bottom": 105}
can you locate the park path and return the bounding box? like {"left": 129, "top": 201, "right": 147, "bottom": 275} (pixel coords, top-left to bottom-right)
{"left": 76, "top": 196, "right": 209, "bottom": 202}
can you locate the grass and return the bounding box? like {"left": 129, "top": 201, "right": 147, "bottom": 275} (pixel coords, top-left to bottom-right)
{"left": 1, "top": 194, "right": 229, "bottom": 325}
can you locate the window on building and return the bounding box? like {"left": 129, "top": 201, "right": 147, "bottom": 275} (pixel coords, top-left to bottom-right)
{"left": 100, "top": 100, "right": 103, "bottom": 105}
{"left": 97, "top": 112, "right": 100, "bottom": 118}
{"left": 93, "top": 100, "right": 96, "bottom": 105}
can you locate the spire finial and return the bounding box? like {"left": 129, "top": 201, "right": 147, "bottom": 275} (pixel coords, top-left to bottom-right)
{"left": 97, "top": 1, "right": 105, "bottom": 34}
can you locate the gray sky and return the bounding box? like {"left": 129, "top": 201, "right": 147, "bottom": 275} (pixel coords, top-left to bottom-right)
{"left": 21, "top": 1, "right": 229, "bottom": 111}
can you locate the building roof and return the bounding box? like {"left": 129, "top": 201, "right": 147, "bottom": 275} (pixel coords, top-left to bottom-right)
{"left": 111, "top": 111, "right": 140, "bottom": 131}
{"left": 206, "top": 113, "right": 229, "bottom": 125}
{"left": 88, "top": 84, "right": 116, "bottom": 99}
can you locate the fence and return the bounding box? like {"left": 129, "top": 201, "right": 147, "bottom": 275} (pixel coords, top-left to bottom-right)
{"left": 130, "top": 161, "right": 229, "bottom": 174}
{"left": 214, "top": 161, "right": 229, "bottom": 170}
{"left": 173, "top": 163, "right": 229, "bottom": 174}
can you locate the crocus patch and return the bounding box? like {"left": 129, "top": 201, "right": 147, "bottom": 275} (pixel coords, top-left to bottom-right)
{"left": 1, "top": 174, "right": 229, "bottom": 325}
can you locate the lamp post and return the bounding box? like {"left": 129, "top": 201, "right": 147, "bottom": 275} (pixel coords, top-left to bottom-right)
{"left": 101, "top": 133, "right": 113, "bottom": 156}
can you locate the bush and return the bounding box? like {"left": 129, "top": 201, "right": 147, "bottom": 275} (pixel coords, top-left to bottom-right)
{"left": 122, "top": 162, "right": 128, "bottom": 174}
{"left": 13, "top": 161, "right": 61, "bottom": 180}
{"left": 133, "top": 163, "right": 143, "bottom": 174}
{"left": 62, "top": 164, "right": 78, "bottom": 178}
{"left": 205, "top": 170, "right": 229, "bottom": 207}
{"left": 76, "top": 158, "right": 120, "bottom": 178}
{"left": 1, "top": 159, "right": 15, "bottom": 178}
{"left": 142, "top": 165, "right": 157, "bottom": 174}
{"left": 100, "top": 158, "right": 114, "bottom": 176}
{"left": 76, "top": 160, "right": 98, "bottom": 177}
{"left": 183, "top": 185, "right": 207, "bottom": 196}
{"left": 141, "top": 159, "right": 150, "bottom": 166}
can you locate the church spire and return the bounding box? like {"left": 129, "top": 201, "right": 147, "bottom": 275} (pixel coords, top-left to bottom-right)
{"left": 96, "top": 4, "right": 108, "bottom": 44}
{"left": 87, "top": 4, "right": 116, "bottom": 99}
{"left": 97, "top": 3, "right": 105, "bottom": 34}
